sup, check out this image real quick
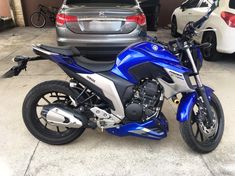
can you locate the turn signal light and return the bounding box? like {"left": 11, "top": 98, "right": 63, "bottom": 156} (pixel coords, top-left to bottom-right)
{"left": 221, "top": 11, "right": 235, "bottom": 28}
{"left": 56, "top": 13, "right": 78, "bottom": 26}
{"left": 126, "top": 13, "right": 146, "bottom": 26}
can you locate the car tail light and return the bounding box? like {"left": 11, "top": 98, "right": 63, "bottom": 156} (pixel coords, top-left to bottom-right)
{"left": 56, "top": 13, "right": 78, "bottom": 26}
{"left": 126, "top": 13, "right": 146, "bottom": 26}
{"left": 221, "top": 11, "right": 235, "bottom": 28}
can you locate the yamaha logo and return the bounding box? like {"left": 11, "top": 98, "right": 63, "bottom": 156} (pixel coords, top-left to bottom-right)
{"left": 87, "top": 76, "right": 96, "bottom": 83}
{"left": 152, "top": 45, "right": 158, "bottom": 51}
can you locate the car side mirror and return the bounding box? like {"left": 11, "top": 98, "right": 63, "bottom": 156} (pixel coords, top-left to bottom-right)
{"left": 181, "top": 5, "right": 186, "bottom": 11}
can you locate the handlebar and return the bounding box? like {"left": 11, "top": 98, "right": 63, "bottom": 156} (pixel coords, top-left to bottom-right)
{"left": 144, "top": 1, "right": 219, "bottom": 52}
{"left": 193, "top": 2, "right": 217, "bottom": 29}
{"left": 181, "top": 1, "right": 218, "bottom": 39}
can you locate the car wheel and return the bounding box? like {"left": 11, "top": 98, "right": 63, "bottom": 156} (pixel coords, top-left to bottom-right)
{"left": 202, "top": 32, "right": 219, "bottom": 61}
{"left": 171, "top": 16, "right": 180, "bottom": 38}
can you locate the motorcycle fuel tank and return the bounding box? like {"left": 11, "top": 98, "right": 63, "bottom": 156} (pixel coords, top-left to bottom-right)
{"left": 111, "top": 41, "right": 189, "bottom": 84}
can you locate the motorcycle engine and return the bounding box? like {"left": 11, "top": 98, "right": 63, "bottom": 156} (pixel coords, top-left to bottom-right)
{"left": 125, "top": 80, "right": 163, "bottom": 122}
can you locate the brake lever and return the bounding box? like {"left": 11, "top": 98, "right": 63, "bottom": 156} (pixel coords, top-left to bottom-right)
{"left": 196, "top": 42, "right": 212, "bottom": 49}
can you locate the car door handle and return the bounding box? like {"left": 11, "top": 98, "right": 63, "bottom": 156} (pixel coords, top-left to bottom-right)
{"left": 188, "top": 12, "right": 192, "bottom": 15}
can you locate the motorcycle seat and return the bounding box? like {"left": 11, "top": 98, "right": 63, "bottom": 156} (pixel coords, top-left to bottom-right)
{"left": 39, "top": 44, "right": 80, "bottom": 56}
{"left": 33, "top": 44, "right": 115, "bottom": 72}
{"left": 74, "top": 56, "right": 115, "bottom": 72}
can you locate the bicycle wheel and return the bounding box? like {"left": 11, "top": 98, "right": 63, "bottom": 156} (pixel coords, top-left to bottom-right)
{"left": 30, "top": 12, "right": 46, "bottom": 28}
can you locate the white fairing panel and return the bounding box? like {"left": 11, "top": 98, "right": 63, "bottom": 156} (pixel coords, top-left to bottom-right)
{"left": 158, "top": 69, "right": 194, "bottom": 99}
{"left": 78, "top": 73, "right": 125, "bottom": 118}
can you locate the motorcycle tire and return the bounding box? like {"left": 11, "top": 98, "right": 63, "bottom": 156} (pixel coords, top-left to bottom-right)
{"left": 179, "top": 93, "right": 224, "bottom": 153}
{"left": 22, "top": 80, "right": 85, "bottom": 145}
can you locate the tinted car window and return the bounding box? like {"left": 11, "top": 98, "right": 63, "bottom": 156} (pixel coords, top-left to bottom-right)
{"left": 200, "top": 2, "right": 209, "bottom": 7}
{"left": 66, "top": 0, "right": 137, "bottom": 5}
{"left": 229, "top": 0, "right": 235, "bottom": 9}
{"left": 182, "top": 0, "right": 200, "bottom": 9}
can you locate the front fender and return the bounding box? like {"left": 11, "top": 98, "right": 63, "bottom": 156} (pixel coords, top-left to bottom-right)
{"left": 176, "top": 86, "right": 214, "bottom": 122}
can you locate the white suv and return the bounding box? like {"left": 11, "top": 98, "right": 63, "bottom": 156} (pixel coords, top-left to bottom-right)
{"left": 171, "top": 0, "right": 235, "bottom": 61}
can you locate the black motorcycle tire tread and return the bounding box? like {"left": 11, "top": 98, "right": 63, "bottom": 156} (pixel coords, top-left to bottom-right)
{"left": 22, "top": 80, "right": 85, "bottom": 145}
{"left": 179, "top": 93, "right": 224, "bottom": 153}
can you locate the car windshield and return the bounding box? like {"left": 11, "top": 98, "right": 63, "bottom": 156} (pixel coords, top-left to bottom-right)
{"left": 66, "top": 0, "right": 137, "bottom": 5}
{"left": 229, "top": 0, "right": 235, "bottom": 9}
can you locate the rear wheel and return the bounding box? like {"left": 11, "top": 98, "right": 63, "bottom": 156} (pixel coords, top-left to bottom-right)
{"left": 180, "top": 93, "right": 224, "bottom": 153}
{"left": 22, "top": 81, "right": 86, "bottom": 145}
{"left": 202, "top": 32, "right": 219, "bottom": 61}
{"left": 30, "top": 12, "right": 46, "bottom": 28}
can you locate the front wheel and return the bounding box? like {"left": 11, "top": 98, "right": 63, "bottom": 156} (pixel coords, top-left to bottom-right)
{"left": 180, "top": 93, "right": 224, "bottom": 153}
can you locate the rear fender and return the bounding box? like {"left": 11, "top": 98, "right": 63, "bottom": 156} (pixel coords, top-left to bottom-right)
{"left": 176, "top": 86, "right": 214, "bottom": 122}
{"left": 32, "top": 45, "right": 92, "bottom": 74}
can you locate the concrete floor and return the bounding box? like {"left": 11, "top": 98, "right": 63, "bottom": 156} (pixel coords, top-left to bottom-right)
{"left": 0, "top": 27, "right": 235, "bottom": 176}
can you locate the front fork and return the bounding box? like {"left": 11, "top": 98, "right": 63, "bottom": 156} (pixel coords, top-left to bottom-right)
{"left": 183, "top": 47, "right": 214, "bottom": 126}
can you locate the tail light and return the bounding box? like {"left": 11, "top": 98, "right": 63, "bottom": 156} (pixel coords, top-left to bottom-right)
{"left": 126, "top": 13, "right": 146, "bottom": 26}
{"left": 221, "top": 11, "right": 235, "bottom": 28}
{"left": 56, "top": 13, "right": 78, "bottom": 26}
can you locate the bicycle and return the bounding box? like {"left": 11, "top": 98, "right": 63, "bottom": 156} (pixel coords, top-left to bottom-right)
{"left": 30, "top": 4, "right": 59, "bottom": 28}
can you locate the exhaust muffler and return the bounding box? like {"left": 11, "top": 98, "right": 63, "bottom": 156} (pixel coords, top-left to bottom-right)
{"left": 41, "top": 104, "right": 87, "bottom": 128}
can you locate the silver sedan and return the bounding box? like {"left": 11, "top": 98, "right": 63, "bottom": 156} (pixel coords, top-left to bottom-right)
{"left": 56, "top": 0, "right": 147, "bottom": 59}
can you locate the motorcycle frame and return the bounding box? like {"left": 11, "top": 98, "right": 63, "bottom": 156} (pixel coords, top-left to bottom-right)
{"left": 32, "top": 41, "right": 214, "bottom": 127}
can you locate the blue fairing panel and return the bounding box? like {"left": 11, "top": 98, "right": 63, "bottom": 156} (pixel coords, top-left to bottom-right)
{"left": 111, "top": 41, "right": 191, "bottom": 84}
{"left": 177, "top": 86, "right": 214, "bottom": 122}
{"left": 177, "top": 92, "right": 197, "bottom": 122}
{"left": 51, "top": 55, "right": 92, "bottom": 74}
{"left": 106, "top": 115, "right": 168, "bottom": 140}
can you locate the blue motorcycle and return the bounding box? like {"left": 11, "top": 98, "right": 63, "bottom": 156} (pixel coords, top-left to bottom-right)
{"left": 3, "top": 0, "right": 224, "bottom": 153}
